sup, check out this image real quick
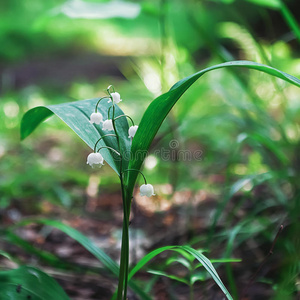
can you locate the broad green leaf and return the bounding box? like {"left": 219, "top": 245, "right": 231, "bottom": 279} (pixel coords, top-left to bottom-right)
{"left": 0, "top": 266, "right": 70, "bottom": 300}
{"left": 127, "top": 61, "right": 300, "bottom": 192}
{"left": 21, "top": 98, "right": 131, "bottom": 175}
{"left": 128, "top": 245, "right": 233, "bottom": 300}
{"left": 13, "top": 218, "right": 151, "bottom": 300}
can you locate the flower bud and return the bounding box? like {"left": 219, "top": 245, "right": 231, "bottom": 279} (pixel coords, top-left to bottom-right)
{"left": 128, "top": 125, "right": 138, "bottom": 138}
{"left": 89, "top": 112, "right": 103, "bottom": 124}
{"left": 140, "top": 184, "right": 155, "bottom": 197}
{"left": 87, "top": 152, "right": 104, "bottom": 168}
{"left": 102, "top": 119, "right": 114, "bottom": 131}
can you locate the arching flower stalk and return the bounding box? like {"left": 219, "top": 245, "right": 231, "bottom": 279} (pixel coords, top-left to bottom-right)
{"left": 89, "top": 96, "right": 108, "bottom": 124}
{"left": 123, "top": 169, "right": 155, "bottom": 198}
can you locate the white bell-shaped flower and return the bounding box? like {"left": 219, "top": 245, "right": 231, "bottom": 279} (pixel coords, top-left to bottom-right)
{"left": 108, "top": 92, "right": 122, "bottom": 104}
{"left": 87, "top": 152, "right": 104, "bottom": 168}
{"left": 102, "top": 119, "right": 114, "bottom": 131}
{"left": 89, "top": 112, "right": 103, "bottom": 124}
{"left": 140, "top": 184, "right": 155, "bottom": 197}
{"left": 128, "top": 125, "right": 138, "bottom": 138}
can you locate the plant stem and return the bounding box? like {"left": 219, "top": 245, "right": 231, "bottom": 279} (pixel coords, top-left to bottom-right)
{"left": 280, "top": 2, "right": 300, "bottom": 44}
{"left": 114, "top": 115, "right": 135, "bottom": 126}
{"left": 123, "top": 169, "right": 147, "bottom": 185}
{"left": 95, "top": 97, "right": 108, "bottom": 113}
{"left": 189, "top": 283, "right": 194, "bottom": 300}
{"left": 118, "top": 175, "right": 130, "bottom": 300}
{"left": 97, "top": 146, "right": 120, "bottom": 156}
{"left": 112, "top": 103, "right": 130, "bottom": 300}
{"left": 94, "top": 134, "right": 117, "bottom": 152}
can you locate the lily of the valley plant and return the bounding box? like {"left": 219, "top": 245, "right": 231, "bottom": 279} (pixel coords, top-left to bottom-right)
{"left": 85, "top": 85, "right": 155, "bottom": 299}
{"left": 20, "top": 60, "right": 300, "bottom": 300}
{"left": 87, "top": 85, "right": 154, "bottom": 198}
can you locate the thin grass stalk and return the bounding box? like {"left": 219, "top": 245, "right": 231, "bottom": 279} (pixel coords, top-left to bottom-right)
{"left": 189, "top": 283, "right": 194, "bottom": 300}
{"left": 280, "top": 2, "right": 300, "bottom": 43}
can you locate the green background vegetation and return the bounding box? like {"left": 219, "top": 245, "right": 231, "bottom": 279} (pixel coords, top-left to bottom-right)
{"left": 0, "top": 0, "right": 299, "bottom": 299}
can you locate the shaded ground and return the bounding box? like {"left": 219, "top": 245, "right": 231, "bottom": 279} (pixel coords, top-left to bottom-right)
{"left": 0, "top": 188, "right": 290, "bottom": 300}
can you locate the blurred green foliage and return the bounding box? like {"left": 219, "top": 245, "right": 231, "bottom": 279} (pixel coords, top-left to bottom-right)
{"left": 1, "top": 0, "right": 300, "bottom": 298}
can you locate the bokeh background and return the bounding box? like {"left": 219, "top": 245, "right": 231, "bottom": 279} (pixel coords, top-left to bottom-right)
{"left": 1, "top": 0, "right": 300, "bottom": 299}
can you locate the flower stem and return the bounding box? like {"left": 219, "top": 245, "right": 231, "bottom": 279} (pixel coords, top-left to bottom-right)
{"left": 122, "top": 169, "right": 147, "bottom": 185}
{"left": 107, "top": 85, "right": 115, "bottom": 94}
{"left": 95, "top": 97, "right": 108, "bottom": 113}
{"left": 110, "top": 103, "right": 130, "bottom": 300}
{"left": 114, "top": 115, "right": 135, "bottom": 126}
{"left": 94, "top": 134, "right": 117, "bottom": 152}
{"left": 97, "top": 146, "right": 120, "bottom": 156}
{"left": 108, "top": 106, "right": 113, "bottom": 119}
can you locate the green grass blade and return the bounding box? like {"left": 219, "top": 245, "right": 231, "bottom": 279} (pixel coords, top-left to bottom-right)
{"left": 280, "top": 2, "right": 300, "bottom": 43}
{"left": 13, "top": 218, "right": 151, "bottom": 300}
{"left": 245, "top": 0, "right": 281, "bottom": 9}
{"left": 15, "top": 218, "right": 120, "bottom": 275}
{"left": 180, "top": 246, "right": 233, "bottom": 300}
{"left": 127, "top": 60, "right": 300, "bottom": 191}
{"left": 0, "top": 266, "right": 70, "bottom": 300}
{"left": 128, "top": 245, "right": 233, "bottom": 300}
{"left": 245, "top": 0, "right": 300, "bottom": 42}
{"left": 4, "top": 230, "right": 69, "bottom": 267}
{"left": 20, "top": 98, "right": 131, "bottom": 175}
{"left": 148, "top": 270, "right": 190, "bottom": 285}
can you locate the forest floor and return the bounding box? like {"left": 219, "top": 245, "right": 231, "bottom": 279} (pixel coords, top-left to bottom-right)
{"left": 0, "top": 187, "right": 280, "bottom": 300}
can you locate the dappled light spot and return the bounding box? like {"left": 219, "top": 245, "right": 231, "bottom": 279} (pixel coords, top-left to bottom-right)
{"left": 3, "top": 101, "right": 19, "bottom": 118}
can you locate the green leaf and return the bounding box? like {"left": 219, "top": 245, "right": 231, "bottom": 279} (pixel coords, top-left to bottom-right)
{"left": 249, "top": 132, "right": 289, "bottom": 165}
{"left": 166, "top": 257, "right": 192, "bottom": 270}
{"left": 128, "top": 245, "right": 233, "bottom": 300}
{"left": 195, "top": 258, "right": 242, "bottom": 269}
{"left": 58, "top": 0, "right": 141, "bottom": 20}
{"left": 180, "top": 246, "right": 233, "bottom": 299}
{"left": 4, "top": 230, "right": 67, "bottom": 267}
{"left": 191, "top": 272, "right": 206, "bottom": 284}
{"left": 0, "top": 266, "right": 70, "bottom": 300}
{"left": 229, "top": 173, "right": 272, "bottom": 197}
{"left": 20, "top": 98, "right": 131, "bottom": 175}
{"left": 127, "top": 60, "right": 300, "bottom": 191}
{"left": 13, "top": 218, "right": 151, "bottom": 300}
{"left": 0, "top": 250, "right": 15, "bottom": 262}
{"left": 245, "top": 0, "right": 281, "bottom": 9}
{"left": 147, "top": 270, "right": 189, "bottom": 285}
